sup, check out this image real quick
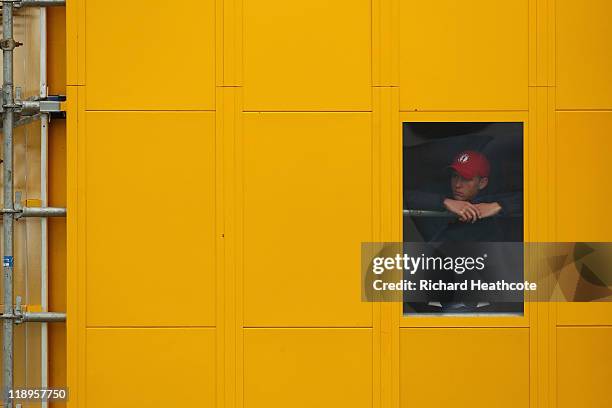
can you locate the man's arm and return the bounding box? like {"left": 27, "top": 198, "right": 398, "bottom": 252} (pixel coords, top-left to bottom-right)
{"left": 473, "top": 192, "right": 523, "bottom": 218}
{"left": 406, "top": 190, "right": 481, "bottom": 222}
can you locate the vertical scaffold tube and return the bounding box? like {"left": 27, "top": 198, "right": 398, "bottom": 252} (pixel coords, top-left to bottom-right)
{"left": 2, "top": 1, "right": 15, "bottom": 407}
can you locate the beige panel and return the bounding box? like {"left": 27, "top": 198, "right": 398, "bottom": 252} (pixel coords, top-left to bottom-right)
{"left": 5, "top": 7, "right": 42, "bottom": 98}
{"left": 243, "top": 113, "right": 372, "bottom": 327}
{"left": 399, "top": 0, "right": 528, "bottom": 111}
{"left": 85, "top": 112, "right": 216, "bottom": 326}
{"left": 557, "top": 0, "right": 612, "bottom": 109}
{"left": 400, "top": 328, "right": 529, "bottom": 407}
{"left": 85, "top": 0, "right": 216, "bottom": 110}
{"left": 86, "top": 328, "right": 216, "bottom": 408}
{"left": 244, "top": 329, "right": 372, "bottom": 408}
{"left": 243, "top": 0, "right": 372, "bottom": 111}
{"left": 557, "top": 327, "right": 612, "bottom": 408}
{"left": 0, "top": 7, "right": 43, "bottom": 392}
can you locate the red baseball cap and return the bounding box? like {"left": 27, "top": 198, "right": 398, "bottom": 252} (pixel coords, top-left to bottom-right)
{"left": 449, "top": 150, "right": 490, "bottom": 179}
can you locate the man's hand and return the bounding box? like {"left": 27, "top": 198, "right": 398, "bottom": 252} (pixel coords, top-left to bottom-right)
{"left": 443, "top": 198, "right": 481, "bottom": 223}
{"left": 473, "top": 202, "right": 502, "bottom": 219}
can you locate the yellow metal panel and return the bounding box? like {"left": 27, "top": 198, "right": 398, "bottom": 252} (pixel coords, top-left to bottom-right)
{"left": 242, "top": 113, "right": 372, "bottom": 326}
{"left": 400, "top": 328, "right": 529, "bottom": 407}
{"left": 530, "top": 0, "right": 556, "bottom": 86}
{"left": 65, "top": 0, "right": 612, "bottom": 406}
{"left": 244, "top": 329, "right": 372, "bottom": 408}
{"left": 558, "top": 304, "right": 612, "bottom": 326}
{"left": 525, "top": 87, "right": 557, "bottom": 239}
{"left": 217, "top": 87, "right": 242, "bottom": 408}
{"left": 372, "top": 0, "right": 400, "bottom": 86}
{"left": 85, "top": 0, "right": 216, "bottom": 110}
{"left": 48, "top": 7, "right": 67, "bottom": 94}
{"left": 556, "top": 112, "right": 612, "bottom": 241}
{"left": 66, "top": 0, "right": 78, "bottom": 85}
{"left": 86, "top": 328, "right": 216, "bottom": 407}
{"left": 66, "top": 0, "right": 85, "bottom": 86}
{"left": 557, "top": 0, "right": 612, "bottom": 109}
{"left": 557, "top": 327, "right": 612, "bottom": 408}
{"left": 243, "top": 0, "right": 372, "bottom": 111}
{"left": 375, "top": 87, "right": 401, "bottom": 408}
{"left": 399, "top": 0, "right": 528, "bottom": 111}
{"left": 85, "top": 112, "right": 216, "bottom": 326}
{"left": 78, "top": 0, "right": 86, "bottom": 86}
{"left": 67, "top": 84, "right": 83, "bottom": 408}
{"left": 222, "top": 0, "right": 242, "bottom": 86}
{"left": 528, "top": 87, "right": 558, "bottom": 408}
{"left": 528, "top": 0, "right": 536, "bottom": 86}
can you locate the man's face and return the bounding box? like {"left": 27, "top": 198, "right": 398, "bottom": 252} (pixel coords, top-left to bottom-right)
{"left": 451, "top": 171, "right": 488, "bottom": 201}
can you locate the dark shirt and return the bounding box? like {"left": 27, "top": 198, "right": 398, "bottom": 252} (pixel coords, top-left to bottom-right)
{"left": 403, "top": 190, "right": 525, "bottom": 313}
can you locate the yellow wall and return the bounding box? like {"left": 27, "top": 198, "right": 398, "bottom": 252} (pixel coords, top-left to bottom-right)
{"left": 63, "top": 1, "right": 612, "bottom": 407}
{"left": 49, "top": 6, "right": 67, "bottom": 408}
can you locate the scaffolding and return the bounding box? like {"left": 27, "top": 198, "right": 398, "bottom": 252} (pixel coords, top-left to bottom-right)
{"left": 0, "top": 0, "right": 66, "bottom": 407}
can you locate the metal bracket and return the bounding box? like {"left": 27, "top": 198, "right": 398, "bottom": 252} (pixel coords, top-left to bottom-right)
{"left": 8, "top": 192, "right": 67, "bottom": 219}
{"left": 16, "top": 206, "right": 67, "bottom": 219}
{"left": 0, "top": 297, "right": 67, "bottom": 325}
{"left": 14, "top": 191, "right": 22, "bottom": 212}
{"left": 2, "top": 0, "right": 66, "bottom": 8}
{"left": 13, "top": 97, "right": 65, "bottom": 115}
{"left": 13, "top": 295, "right": 23, "bottom": 324}
{"left": 0, "top": 38, "right": 22, "bottom": 50}
{"left": 0, "top": 95, "right": 66, "bottom": 128}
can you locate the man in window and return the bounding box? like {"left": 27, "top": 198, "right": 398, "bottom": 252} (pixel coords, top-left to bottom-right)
{"left": 404, "top": 150, "right": 523, "bottom": 313}
{"left": 405, "top": 150, "right": 522, "bottom": 242}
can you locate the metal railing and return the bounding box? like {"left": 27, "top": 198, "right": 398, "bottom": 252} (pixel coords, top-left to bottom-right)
{"left": 404, "top": 209, "right": 522, "bottom": 218}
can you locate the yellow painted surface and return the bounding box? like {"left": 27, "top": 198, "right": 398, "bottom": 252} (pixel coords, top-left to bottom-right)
{"left": 85, "top": 0, "right": 216, "bottom": 110}
{"left": 86, "top": 328, "right": 216, "bottom": 408}
{"left": 557, "top": 303, "right": 612, "bottom": 326}
{"left": 84, "top": 112, "right": 216, "bottom": 327}
{"left": 555, "top": 112, "right": 612, "bottom": 328}
{"left": 399, "top": 0, "right": 529, "bottom": 111}
{"left": 61, "top": 1, "right": 612, "bottom": 408}
{"left": 557, "top": 328, "right": 612, "bottom": 408}
{"left": 243, "top": 0, "right": 372, "bottom": 111}
{"left": 556, "top": 0, "right": 612, "bottom": 109}
{"left": 400, "top": 328, "right": 530, "bottom": 408}
{"left": 556, "top": 112, "right": 612, "bottom": 241}
{"left": 243, "top": 113, "right": 372, "bottom": 326}
{"left": 26, "top": 199, "right": 43, "bottom": 207}
{"left": 244, "top": 329, "right": 372, "bottom": 408}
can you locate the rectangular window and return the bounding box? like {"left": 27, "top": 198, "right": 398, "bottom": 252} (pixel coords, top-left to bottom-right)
{"left": 402, "top": 122, "right": 524, "bottom": 316}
